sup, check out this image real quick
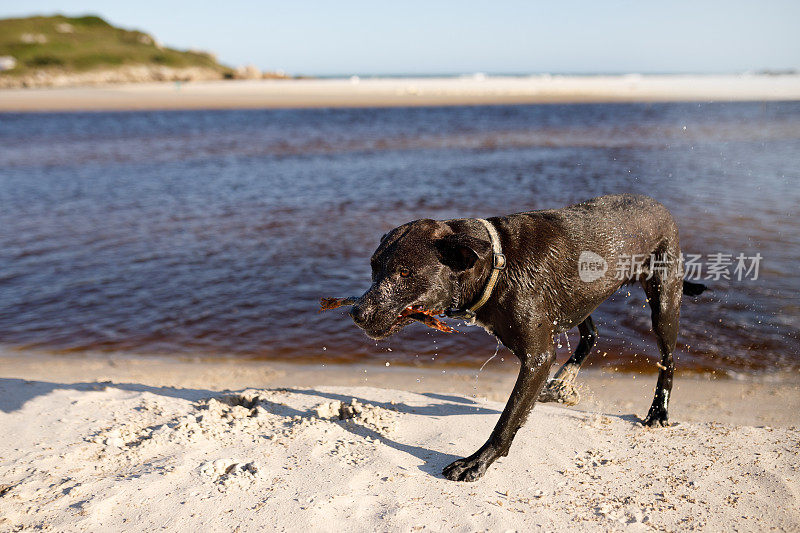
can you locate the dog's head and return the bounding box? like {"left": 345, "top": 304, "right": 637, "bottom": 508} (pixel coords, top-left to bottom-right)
{"left": 349, "top": 219, "right": 491, "bottom": 339}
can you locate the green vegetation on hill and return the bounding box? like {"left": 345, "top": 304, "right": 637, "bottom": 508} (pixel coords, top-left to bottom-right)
{"left": 0, "top": 14, "right": 231, "bottom": 77}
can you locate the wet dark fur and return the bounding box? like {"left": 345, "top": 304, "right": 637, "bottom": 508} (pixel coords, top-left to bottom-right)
{"left": 347, "top": 194, "right": 707, "bottom": 482}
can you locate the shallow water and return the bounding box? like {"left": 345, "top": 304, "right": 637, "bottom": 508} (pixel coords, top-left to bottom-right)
{"left": 0, "top": 102, "right": 798, "bottom": 374}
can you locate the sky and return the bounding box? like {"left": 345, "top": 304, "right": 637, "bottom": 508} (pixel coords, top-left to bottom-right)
{"left": 2, "top": 1, "right": 799, "bottom": 76}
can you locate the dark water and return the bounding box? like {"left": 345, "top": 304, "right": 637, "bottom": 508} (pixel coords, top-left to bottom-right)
{"left": 1, "top": 102, "right": 798, "bottom": 374}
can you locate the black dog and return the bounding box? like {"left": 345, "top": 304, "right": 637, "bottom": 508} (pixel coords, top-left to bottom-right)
{"left": 345, "top": 194, "right": 706, "bottom": 482}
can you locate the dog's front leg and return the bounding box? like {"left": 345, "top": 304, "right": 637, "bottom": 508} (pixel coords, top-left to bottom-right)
{"left": 443, "top": 341, "right": 556, "bottom": 482}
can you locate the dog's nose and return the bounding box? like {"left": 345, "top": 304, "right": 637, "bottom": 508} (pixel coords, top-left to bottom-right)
{"left": 349, "top": 304, "right": 368, "bottom": 326}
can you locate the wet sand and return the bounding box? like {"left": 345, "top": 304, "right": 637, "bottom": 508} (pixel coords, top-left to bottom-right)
{"left": 3, "top": 352, "right": 799, "bottom": 427}
{"left": 2, "top": 74, "right": 800, "bottom": 112}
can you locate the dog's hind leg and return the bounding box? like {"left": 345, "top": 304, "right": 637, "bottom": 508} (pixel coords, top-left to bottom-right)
{"left": 641, "top": 257, "right": 682, "bottom": 427}
{"left": 538, "top": 316, "right": 597, "bottom": 405}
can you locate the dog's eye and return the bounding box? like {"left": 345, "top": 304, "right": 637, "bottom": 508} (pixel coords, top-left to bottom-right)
{"left": 399, "top": 268, "right": 411, "bottom": 278}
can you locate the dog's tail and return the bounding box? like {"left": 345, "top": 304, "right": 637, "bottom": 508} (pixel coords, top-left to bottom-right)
{"left": 682, "top": 280, "right": 708, "bottom": 297}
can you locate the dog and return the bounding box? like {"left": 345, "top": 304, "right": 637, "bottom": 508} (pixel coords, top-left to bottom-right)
{"left": 344, "top": 194, "right": 706, "bottom": 482}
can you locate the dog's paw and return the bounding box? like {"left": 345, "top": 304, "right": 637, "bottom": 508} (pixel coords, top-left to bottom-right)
{"left": 642, "top": 410, "right": 670, "bottom": 427}
{"left": 538, "top": 380, "right": 580, "bottom": 406}
{"left": 442, "top": 457, "right": 488, "bottom": 482}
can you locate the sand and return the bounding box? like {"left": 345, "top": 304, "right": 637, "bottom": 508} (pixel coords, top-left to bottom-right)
{"left": 2, "top": 74, "right": 800, "bottom": 112}
{"left": 1, "top": 352, "right": 798, "bottom": 531}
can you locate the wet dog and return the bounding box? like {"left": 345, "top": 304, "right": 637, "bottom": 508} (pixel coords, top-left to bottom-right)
{"left": 343, "top": 194, "right": 706, "bottom": 481}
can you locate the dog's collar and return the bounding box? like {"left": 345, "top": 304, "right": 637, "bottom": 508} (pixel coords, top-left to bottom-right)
{"left": 445, "top": 218, "right": 506, "bottom": 320}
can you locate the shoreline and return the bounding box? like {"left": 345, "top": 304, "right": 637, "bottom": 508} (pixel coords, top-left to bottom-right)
{"left": 3, "top": 350, "right": 798, "bottom": 428}
{"left": 2, "top": 74, "right": 800, "bottom": 112}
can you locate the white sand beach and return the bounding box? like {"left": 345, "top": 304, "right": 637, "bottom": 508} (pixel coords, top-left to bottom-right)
{"left": 2, "top": 74, "right": 800, "bottom": 112}
{"left": 1, "top": 352, "right": 798, "bottom": 531}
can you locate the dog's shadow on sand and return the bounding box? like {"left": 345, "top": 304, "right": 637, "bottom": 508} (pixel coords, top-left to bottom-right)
{"left": 285, "top": 388, "right": 500, "bottom": 417}
{"left": 0, "top": 379, "right": 499, "bottom": 478}
{"left": 0, "top": 378, "right": 218, "bottom": 414}
{"left": 285, "top": 388, "right": 501, "bottom": 477}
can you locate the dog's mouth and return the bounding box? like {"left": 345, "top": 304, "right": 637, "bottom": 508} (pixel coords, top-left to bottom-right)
{"left": 320, "top": 297, "right": 456, "bottom": 338}
{"left": 388, "top": 305, "right": 455, "bottom": 334}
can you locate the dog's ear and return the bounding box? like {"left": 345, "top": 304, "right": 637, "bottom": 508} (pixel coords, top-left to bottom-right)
{"left": 435, "top": 233, "right": 491, "bottom": 271}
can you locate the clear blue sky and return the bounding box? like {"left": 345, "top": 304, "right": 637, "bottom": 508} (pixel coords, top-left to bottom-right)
{"left": 2, "top": 1, "right": 798, "bottom": 75}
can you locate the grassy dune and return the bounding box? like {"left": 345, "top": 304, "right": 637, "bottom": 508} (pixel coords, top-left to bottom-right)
{"left": 0, "top": 14, "right": 230, "bottom": 79}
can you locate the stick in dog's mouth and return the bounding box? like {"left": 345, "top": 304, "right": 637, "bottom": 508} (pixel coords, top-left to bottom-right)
{"left": 395, "top": 305, "right": 456, "bottom": 333}
{"left": 319, "top": 297, "right": 357, "bottom": 311}
{"left": 319, "top": 298, "right": 456, "bottom": 334}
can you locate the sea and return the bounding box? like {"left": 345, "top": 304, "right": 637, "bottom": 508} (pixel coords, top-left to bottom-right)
{"left": 1, "top": 101, "right": 798, "bottom": 375}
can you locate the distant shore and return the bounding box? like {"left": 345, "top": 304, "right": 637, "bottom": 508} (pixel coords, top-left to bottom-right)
{"left": 2, "top": 73, "right": 800, "bottom": 112}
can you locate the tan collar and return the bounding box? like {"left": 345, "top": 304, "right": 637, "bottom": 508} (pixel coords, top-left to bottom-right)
{"left": 445, "top": 218, "right": 506, "bottom": 320}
